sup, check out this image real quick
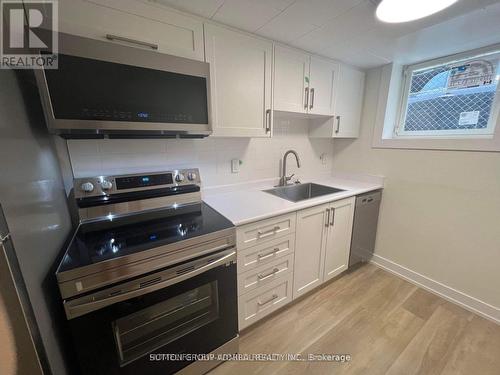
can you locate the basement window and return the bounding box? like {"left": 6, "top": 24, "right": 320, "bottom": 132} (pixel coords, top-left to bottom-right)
{"left": 395, "top": 49, "right": 500, "bottom": 138}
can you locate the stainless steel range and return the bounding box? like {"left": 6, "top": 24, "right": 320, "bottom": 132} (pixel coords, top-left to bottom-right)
{"left": 56, "top": 169, "right": 238, "bottom": 375}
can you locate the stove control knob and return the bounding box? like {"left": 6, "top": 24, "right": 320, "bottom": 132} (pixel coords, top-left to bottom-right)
{"left": 80, "top": 182, "right": 94, "bottom": 193}
{"left": 187, "top": 172, "right": 197, "bottom": 181}
{"left": 175, "top": 173, "right": 185, "bottom": 183}
{"left": 101, "top": 180, "right": 113, "bottom": 190}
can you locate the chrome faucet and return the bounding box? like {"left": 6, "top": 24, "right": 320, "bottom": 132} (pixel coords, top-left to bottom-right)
{"left": 279, "top": 150, "right": 301, "bottom": 186}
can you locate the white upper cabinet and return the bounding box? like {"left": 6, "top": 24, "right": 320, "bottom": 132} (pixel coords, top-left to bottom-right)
{"left": 57, "top": 0, "right": 205, "bottom": 61}
{"left": 204, "top": 24, "right": 273, "bottom": 137}
{"left": 334, "top": 65, "right": 366, "bottom": 138}
{"left": 274, "top": 47, "right": 340, "bottom": 118}
{"left": 308, "top": 56, "right": 339, "bottom": 116}
{"left": 273, "top": 45, "right": 309, "bottom": 114}
{"left": 309, "top": 65, "right": 365, "bottom": 138}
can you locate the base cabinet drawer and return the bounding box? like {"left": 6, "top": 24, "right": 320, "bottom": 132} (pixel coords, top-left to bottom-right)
{"left": 237, "top": 213, "right": 296, "bottom": 250}
{"left": 238, "top": 254, "right": 294, "bottom": 295}
{"left": 238, "top": 274, "right": 293, "bottom": 331}
{"left": 237, "top": 235, "right": 295, "bottom": 274}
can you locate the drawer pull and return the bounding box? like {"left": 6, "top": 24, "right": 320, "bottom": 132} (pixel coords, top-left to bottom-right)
{"left": 257, "top": 226, "right": 280, "bottom": 238}
{"left": 258, "top": 268, "right": 280, "bottom": 281}
{"left": 258, "top": 248, "right": 279, "bottom": 260}
{"left": 257, "top": 293, "right": 278, "bottom": 306}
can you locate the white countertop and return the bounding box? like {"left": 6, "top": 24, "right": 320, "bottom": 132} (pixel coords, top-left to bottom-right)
{"left": 202, "top": 173, "right": 384, "bottom": 226}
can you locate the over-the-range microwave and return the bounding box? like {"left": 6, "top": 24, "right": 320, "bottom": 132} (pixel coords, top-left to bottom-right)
{"left": 34, "top": 32, "right": 212, "bottom": 138}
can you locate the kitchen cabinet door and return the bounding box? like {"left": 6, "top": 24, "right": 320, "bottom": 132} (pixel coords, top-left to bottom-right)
{"left": 308, "top": 56, "right": 339, "bottom": 116}
{"left": 334, "top": 65, "right": 365, "bottom": 138}
{"left": 274, "top": 45, "right": 310, "bottom": 114}
{"left": 308, "top": 64, "right": 365, "bottom": 138}
{"left": 56, "top": 0, "right": 204, "bottom": 61}
{"left": 293, "top": 203, "right": 329, "bottom": 299}
{"left": 204, "top": 24, "right": 273, "bottom": 137}
{"left": 323, "top": 197, "right": 355, "bottom": 282}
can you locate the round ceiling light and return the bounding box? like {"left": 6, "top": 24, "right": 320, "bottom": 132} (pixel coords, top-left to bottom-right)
{"left": 376, "top": 0, "right": 459, "bottom": 23}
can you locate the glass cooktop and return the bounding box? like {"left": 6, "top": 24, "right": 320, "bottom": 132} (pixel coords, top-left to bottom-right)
{"left": 58, "top": 203, "right": 233, "bottom": 273}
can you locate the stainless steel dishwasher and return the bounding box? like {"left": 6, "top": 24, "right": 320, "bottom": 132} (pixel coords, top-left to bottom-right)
{"left": 349, "top": 190, "right": 382, "bottom": 267}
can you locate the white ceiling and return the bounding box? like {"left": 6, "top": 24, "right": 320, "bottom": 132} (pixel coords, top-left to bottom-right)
{"left": 152, "top": 0, "right": 500, "bottom": 69}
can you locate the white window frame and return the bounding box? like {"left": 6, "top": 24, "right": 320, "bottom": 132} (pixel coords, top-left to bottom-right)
{"left": 371, "top": 43, "right": 500, "bottom": 152}
{"left": 395, "top": 48, "right": 500, "bottom": 139}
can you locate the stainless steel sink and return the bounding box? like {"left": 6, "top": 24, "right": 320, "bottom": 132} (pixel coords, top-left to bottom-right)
{"left": 264, "top": 183, "right": 345, "bottom": 202}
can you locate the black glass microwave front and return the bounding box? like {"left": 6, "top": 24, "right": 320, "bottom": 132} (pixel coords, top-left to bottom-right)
{"left": 67, "top": 260, "right": 237, "bottom": 375}
{"left": 44, "top": 53, "right": 208, "bottom": 125}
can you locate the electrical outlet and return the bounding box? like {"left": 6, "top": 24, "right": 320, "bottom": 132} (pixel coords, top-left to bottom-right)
{"left": 320, "top": 153, "right": 327, "bottom": 165}
{"left": 231, "top": 159, "right": 240, "bottom": 173}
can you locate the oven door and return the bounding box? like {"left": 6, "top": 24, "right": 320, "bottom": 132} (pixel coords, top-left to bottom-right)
{"left": 65, "top": 248, "right": 237, "bottom": 375}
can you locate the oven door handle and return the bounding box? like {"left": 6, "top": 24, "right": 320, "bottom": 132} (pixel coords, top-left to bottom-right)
{"left": 65, "top": 249, "right": 236, "bottom": 320}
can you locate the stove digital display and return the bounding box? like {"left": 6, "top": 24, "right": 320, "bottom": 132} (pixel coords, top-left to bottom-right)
{"left": 115, "top": 173, "right": 173, "bottom": 190}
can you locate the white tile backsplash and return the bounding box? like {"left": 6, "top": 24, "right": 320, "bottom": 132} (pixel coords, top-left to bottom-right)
{"left": 98, "top": 139, "right": 167, "bottom": 154}
{"left": 69, "top": 153, "right": 102, "bottom": 177}
{"left": 67, "top": 118, "right": 334, "bottom": 186}
{"left": 100, "top": 153, "right": 168, "bottom": 175}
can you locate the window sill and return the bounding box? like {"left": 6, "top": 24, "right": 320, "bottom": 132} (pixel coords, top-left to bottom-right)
{"left": 373, "top": 136, "right": 500, "bottom": 152}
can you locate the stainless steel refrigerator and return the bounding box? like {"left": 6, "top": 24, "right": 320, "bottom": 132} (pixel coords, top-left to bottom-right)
{"left": 0, "top": 69, "right": 73, "bottom": 374}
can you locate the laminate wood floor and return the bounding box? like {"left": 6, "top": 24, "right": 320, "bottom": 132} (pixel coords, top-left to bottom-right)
{"left": 210, "top": 264, "right": 500, "bottom": 375}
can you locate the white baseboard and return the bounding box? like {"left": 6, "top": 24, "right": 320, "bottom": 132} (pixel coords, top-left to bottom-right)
{"left": 369, "top": 253, "right": 500, "bottom": 325}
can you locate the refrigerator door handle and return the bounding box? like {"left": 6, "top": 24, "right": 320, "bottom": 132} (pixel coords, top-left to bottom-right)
{"left": 0, "top": 232, "right": 10, "bottom": 245}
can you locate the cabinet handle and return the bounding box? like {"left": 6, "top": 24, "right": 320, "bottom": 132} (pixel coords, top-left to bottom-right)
{"left": 258, "top": 248, "right": 279, "bottom": 260}
{"left": 258, "top": 293, "right": 278, "bottom": 306}
{"left": 258, "top": 267, "right": 280, "bottom": 280}
{"left": 106, "top": 34, "right": 159, "bottom": 50}
{"left": 310, "top": 88, "right": 315, "bottom": 109}
{"left": 325, "top": 208, "right": 330, "bottom": 227}
{"left": 304, "top": 87, "right": 309, "bottom": 110}
{"left": 257, "top": 226, "right": 280, "bottom": 238}
{"left": 265, "top": 109, "right": 271, "bottom": 133}
{"left": 335, "top": 115, "right": 341, "bottom": 134}
{"left": 330, "top": 208, "right": 335, "bottom": 226}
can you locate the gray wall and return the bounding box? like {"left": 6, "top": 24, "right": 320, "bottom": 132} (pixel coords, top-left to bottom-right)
{"left": 0, "top": 69, "right": 73, "bottom": 374}
{"left": 331, "top": 67, "right": 500, "bottom": 311}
